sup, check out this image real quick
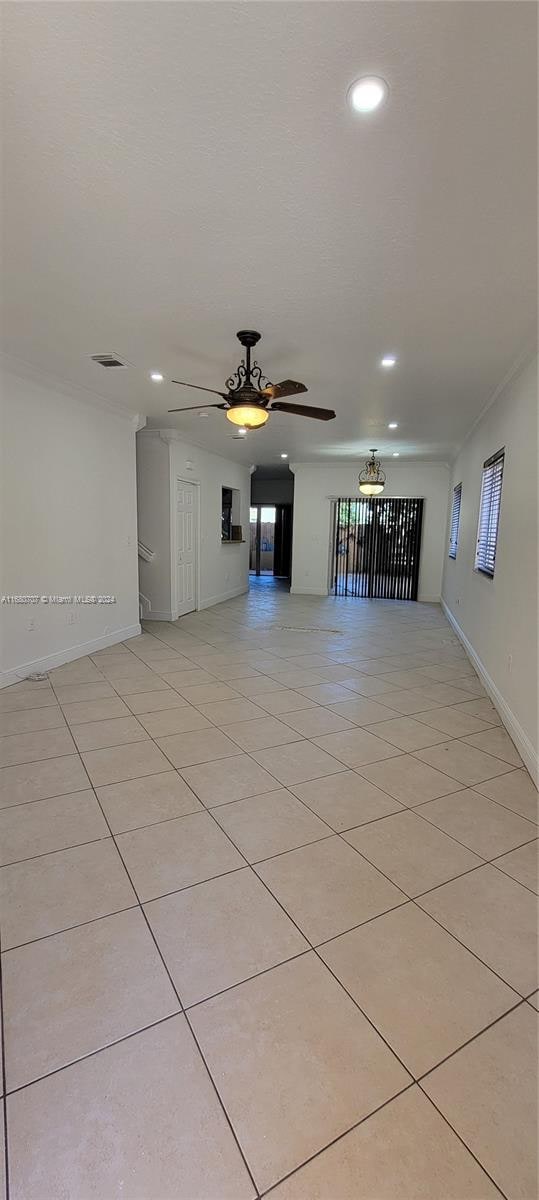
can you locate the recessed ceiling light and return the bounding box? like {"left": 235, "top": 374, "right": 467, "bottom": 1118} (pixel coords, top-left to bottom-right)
{"left": 280, "top": 453, "right": 288, "bottom": 459}
{"left": 393, "top": 452, "right": 400, "bottom": 457}
{"left": 150, "top": 372, "right": 164, "bottom": 382}
{"left": 348, "top": 76, "right": 388, "bottom": 115}
{"left": 380, "top": 356, "right": 397, "bottom": 369}
{"left": 388, "top": 422, "right": 398, "bottom": 429}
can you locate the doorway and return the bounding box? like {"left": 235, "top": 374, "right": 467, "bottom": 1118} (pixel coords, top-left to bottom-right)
{"left": 249, "top": 504, "right": 293, "bottom": 580}
{"left": 175, "top": 478, "right": 198, "bottom": 617}
{"left": 331, "top": 496, "right": 423, "bottom": 600}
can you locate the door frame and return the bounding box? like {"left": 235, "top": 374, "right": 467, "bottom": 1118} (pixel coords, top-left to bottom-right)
{"left": 171, "top": 476, "right": 200, "bottom": 619}
{"left": 249, "top": 503, "right": 293, "bottom": 578}
{"left": 249, "top": 502, "right": 273, "bottom": 577}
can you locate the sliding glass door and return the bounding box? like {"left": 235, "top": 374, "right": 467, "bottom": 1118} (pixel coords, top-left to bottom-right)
{"left": 331, "top": 497, "right": 423, "bottom": 600}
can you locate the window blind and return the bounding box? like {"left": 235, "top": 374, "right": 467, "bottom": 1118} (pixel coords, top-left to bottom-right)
{"left": 475, "top": 449, "right": 504, "bottom": 577}
{"left": 448, "top": 483, "right": 462, "bottom": 558}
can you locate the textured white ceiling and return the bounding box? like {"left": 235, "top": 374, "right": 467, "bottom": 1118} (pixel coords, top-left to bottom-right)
{"left": 1, "top": 1, "right": 536, "bottom": 467}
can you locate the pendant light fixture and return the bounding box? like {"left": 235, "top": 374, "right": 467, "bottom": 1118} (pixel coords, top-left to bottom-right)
{"left": 358, "top": 449, "right": 386, "bottom": 496}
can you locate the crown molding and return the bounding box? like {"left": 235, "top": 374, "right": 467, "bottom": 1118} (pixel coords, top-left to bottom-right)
{"left": 454, "top": 338, "right": 537, "bottom": 457}
{"left": 289, "top": 459, "right": 451, "bottom": 471}
{"left": 0, "top": 351, "right": 138, "bottom": 423}
{"left": 156, "top": 429, "right": 183, "bottom": 445}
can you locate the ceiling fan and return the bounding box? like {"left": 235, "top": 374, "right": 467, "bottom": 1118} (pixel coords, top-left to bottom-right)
{"left": 168, "top": 330, "right": 336, "bottom": 429}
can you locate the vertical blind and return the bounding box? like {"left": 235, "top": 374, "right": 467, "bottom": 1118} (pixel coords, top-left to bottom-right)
{"left": 332, "top": 497, "right": 423, "bottom": 600}
{"left": 475, "top": 449, "right": 504, "bottom": 577}
{"left": 448, "top": 483, "right": 462, "bottom": 559}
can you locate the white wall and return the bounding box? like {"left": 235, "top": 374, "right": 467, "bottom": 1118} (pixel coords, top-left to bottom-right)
{"left": 442, "top": 354, "right": 538, "bottom": 778}
{"left": 136, "top": 431, "right": 250, "bottom": 617}
{"left": 1, "top": 366, "right": 140, "bottom": 685}
{"left": 290, "top": 462, "right": 450, "bottom": 602}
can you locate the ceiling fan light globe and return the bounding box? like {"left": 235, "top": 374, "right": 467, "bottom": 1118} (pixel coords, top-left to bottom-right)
{"left": 359, "top": 481, "right": 385, "bottom": 496}
{"left": 226, "top": 405, "right": 269, "bottom": 429}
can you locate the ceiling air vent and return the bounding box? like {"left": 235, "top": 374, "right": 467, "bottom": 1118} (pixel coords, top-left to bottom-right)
{"left": 90, "top": 353, "right": 127, "bottom": 368}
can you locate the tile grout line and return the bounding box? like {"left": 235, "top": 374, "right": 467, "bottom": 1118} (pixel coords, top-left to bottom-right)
{"left": 169, "top": 676, "right": 536, "bottom": 1071}
{"left": 414, "top": 1085, "right": 510, "bottom": 1200}
{"left": 180, "top": 947, "right": 312, "bottom": 1015}
{"left": 4, "top": 1012, "right": 182, "bottom": 1100}
{"left": 1, "top": 611, "right": 535, "bottom": 1194}
{"left": 5, "top": 666, "right": 536, "bottom": 1000}
{"left": 416, "top": 996, "right": 528, "bottom": 1086}
{"left": 0, "top": 757, "right": 535, "bottom": 826}
{"left": 180, "top": 1010, "right": 261, "bottom": 1196}
{"left": 72, "top": 722, "right": 261, "bottom": 1195}
{"left": 258, "top": 1079, "right": 508, "bottom": 1200}
{"left": 487, "top": 842, "right": 539, "bottom": 896}
{"left": 2, "top": 657, "right": 532, "bottom": 838}
{"left": 346, "top": 798, "right": 539, "bottom": 893}
{"left": 256, "top": 1081, "right": 417, "bottom": 1198}
{"left": 0, "top": 833, "right": 111, "bottom": 873}
{"left": 81, "top": 687, "right": 427, "bottom": 1192}
{"left": 82, "top": 758, "right": 261, "bottom": 1199}
{"left": 3, "top": 902, "right": 141, "bottom": 955}
{"left": 3, "top": 790, "right": 532, "bottom": 981}
{"left": 160, "top": 726, "right": 536, "bottom": 942}
{"left": 191, "top": 788, "right": 422, "bottom": 1088}
{"left": 99, "top": 692, "right": 394, "bottom": 1196}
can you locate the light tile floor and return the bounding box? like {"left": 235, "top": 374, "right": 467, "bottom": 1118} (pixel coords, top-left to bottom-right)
{"left": 0, "top": 587, "right": 537, "bottom": 1198}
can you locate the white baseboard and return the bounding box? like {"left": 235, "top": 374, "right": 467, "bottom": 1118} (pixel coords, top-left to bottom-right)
{"left": 441, "top": 599, "right": 538, "bottom": 785}
{"left": 199, "top": 585, "right": 248, "bottom": 611}
{"left": 1, "top": 623, "right": 142, "bottom": 689}
{"left": 142, "top": 586, "right": 248, "bottom": 621}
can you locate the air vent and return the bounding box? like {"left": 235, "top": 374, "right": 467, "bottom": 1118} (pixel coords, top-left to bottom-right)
{"left": 90, "top": 353, "right": 127, "bottom": 368}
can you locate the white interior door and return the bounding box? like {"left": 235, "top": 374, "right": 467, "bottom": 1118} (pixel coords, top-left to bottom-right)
{"left": 175, "top": 479, "right": 197, "bottom": 617}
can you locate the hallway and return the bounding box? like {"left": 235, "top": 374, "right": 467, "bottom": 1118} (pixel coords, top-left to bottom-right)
{"left": 0, "top": 592, "right": 537, "bottom": 1198}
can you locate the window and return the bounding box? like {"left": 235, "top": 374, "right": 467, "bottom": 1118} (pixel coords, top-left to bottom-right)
{"left": 448, "top": 483, "right": 462, "bottom": 559}
{"left": 475, "top": 449, "right": 504, "bottom": 577}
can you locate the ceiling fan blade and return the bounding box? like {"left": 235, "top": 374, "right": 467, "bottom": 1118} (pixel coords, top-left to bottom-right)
{"left": 269, "top": 402, "right": 336, "bottom": 421}
{"left": 171, "top": 380, "right": 228, "bottom": 399}
{"left": 262, "top": 380, "right": 308, "bottom": 400}
{"left": 167, "top": 403, "right": 227, "bottom": 413}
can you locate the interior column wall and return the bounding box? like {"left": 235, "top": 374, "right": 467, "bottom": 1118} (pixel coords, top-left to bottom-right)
{"left": 136, "top": 431, "right": 251, "bottom": 617}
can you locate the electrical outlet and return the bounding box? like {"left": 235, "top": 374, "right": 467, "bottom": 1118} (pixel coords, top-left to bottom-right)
{"left": 67, "top": 612, "right": 75, "bottom": 626}
{"left": 507, "top": 654, "right": 513, "bottom": 673}
{"left": 27, "top": 618, "right": 35, "bottom": 632}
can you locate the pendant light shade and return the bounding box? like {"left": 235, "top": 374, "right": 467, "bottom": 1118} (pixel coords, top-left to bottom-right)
{"left": 359, "top": 449, "right": 386, "bottom": 496}
{"left": 225, "top": 404, "right": 269, "bottom": 428}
